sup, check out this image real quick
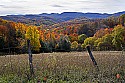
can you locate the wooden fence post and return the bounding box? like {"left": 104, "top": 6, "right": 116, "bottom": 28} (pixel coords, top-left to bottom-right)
{"left": 27, "top": 39, "right": 34, "bottom": 78}
{"left": 86, "top": 46, "right": 99, "bottom": 71}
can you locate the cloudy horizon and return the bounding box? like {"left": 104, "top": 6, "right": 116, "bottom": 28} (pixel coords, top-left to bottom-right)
{"left": 0, "top": 0, "right": 125, "bottom": 16}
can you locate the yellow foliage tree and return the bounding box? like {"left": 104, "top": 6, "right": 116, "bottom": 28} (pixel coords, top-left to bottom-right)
{"left": 25, "top": 26, "right": 41, "bottom": 52}
{"left": 71, "top": 41, "right": 78, "bottom": 50}
{"left": 15, "top": 23, "right": 27, "bottom": 38}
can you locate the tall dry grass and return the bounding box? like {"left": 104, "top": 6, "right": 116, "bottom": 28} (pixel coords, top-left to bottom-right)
{"left": 0, "top": 51, "right": 125, "bottom": 82}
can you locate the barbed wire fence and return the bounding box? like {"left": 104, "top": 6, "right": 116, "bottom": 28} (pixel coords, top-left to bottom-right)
{"left": 0, "top": 42, "right": 125, "bottom": 82}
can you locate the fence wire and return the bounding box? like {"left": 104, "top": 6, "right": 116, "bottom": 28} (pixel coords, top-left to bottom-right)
{"left": 0, "top": 46, "right": 125, "bottom": 83}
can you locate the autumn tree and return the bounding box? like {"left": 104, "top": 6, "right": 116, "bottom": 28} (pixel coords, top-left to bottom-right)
{"left": 94, "top": 28, "right": 112, "bottom": 38}
{"left": 56, "top": 35, "right": 71, "bottom": 52}
{"left": 71, "top": 41, "right": 78, "bottom": 51}
{"left": 69, "top": 33, "right": 78, "bottom": 42}
{"left": 119, "top": 14, "right": 125, "bottom": 26}
{"left": 0, "top": 25, "right": 8, "bottom": 50}
{"left": 6, "top": 22, "right": 18, "bottom": 48}
{"left": 78, "top": 34, "right": 87, "bottom": 44}
{"left": 78, "top": 23, "right": 96, "bottom": 37}
{"left": 82, "top": 37, "right": 96, "bottom": 49}
{"left": 102, "top": 17, "right": 118, "bottom": 28}
{"left": 15, "top": 23, "right": 27, "bottom": 38}
{"left": 94, "top": 34, "right": 113, "bottom": 50}
{"left": 112, "top": 25, "right": 125, "bottom": 50}
{"left": 25, "top": 26, "right": 41, "bottom": 52}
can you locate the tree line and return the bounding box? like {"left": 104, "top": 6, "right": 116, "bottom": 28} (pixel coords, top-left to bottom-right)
{"left": 0, "top": 14, "right": 125, "bottom": 54}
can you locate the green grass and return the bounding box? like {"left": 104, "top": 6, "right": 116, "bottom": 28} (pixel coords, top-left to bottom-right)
{"left": 0, "top": 51, "right": 125, "bottom": 83}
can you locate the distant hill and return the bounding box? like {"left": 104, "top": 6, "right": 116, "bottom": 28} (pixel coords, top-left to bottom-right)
{"left": 112, "top": 11, "right": 125, "bottom": 16}
{"left": 0, "top": 11, "right": 125, "bottom": 26}
{"left": 40, "top": 11, "right": 125, "bottom": 20}
{"left": 40, "top": 12, "right": 111, "bottom": 20}
{"left": 0, "top": 15, "right": 61, "bottom": 26}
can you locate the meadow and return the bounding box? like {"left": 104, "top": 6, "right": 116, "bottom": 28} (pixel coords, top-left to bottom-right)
{"left": 0, "top": 51, "right": 125, "bottom": 83}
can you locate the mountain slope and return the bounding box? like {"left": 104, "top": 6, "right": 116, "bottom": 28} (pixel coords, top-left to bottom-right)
{"left": 0, "top": 15, "right": 60, "bottom": 26}
{"left": 0, "top": 11, "right": 125, "bottom": 26}
{"left": 40, "top": 12, "right": 111, "bottom": 20}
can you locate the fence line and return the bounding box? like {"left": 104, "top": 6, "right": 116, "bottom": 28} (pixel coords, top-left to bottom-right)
{"left": 0, "top": 45, "right": 125, "bottom": 82}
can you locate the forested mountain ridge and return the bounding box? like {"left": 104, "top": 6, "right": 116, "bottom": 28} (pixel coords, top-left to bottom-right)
{"left": 0, "top": 11, "right": 125, "bottom": 27}
{"left": 40, "top": 11, "right": 125, "bottom": 19}
{"left": 0, "top": 15, "right": 59, "bottom": 26}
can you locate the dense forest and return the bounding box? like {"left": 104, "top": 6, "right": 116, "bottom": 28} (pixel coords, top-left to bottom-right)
{"left": 0, "top": 14, "right": 125, "bottom": 53}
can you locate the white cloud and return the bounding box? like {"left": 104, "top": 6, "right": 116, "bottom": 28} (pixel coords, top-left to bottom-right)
{"left": 0, "top": 0, "right": 125, "bottom": 16}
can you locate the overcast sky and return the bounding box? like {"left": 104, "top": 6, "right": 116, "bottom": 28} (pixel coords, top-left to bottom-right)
{"left": 0, "top": 0, "right": 125, "bottom": 16}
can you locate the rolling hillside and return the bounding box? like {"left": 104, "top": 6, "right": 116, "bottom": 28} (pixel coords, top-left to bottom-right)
{"left": 0, "top": 11, "right": 125, "bottom": 26}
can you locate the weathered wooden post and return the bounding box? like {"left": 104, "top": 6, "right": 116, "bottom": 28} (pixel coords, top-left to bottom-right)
{"left": 27, "top": 39, "right": 34, "bottom": 78}
{"left": 86, "top": 46, "right": 99, "bottom": 71}
{"left": 86, "top": 46, "right": 101, "bottom": 82}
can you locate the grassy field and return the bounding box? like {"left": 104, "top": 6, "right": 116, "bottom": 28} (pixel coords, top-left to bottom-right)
{"left": 0, "top": 51, "right": 125, "bottom": 83}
